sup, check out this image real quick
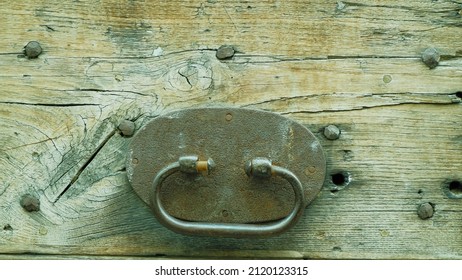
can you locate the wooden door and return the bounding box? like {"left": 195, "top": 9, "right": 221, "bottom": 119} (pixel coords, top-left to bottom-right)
{"left": 1, "top": 0, "right": 461, "bottom": 259}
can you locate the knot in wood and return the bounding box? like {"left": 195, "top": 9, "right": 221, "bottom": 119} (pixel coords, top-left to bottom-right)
{"left": 166, "top": 62, "right": 212, "bottom": 92}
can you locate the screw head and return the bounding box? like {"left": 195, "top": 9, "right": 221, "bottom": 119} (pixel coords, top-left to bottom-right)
{"left": 216, "top": 45, "right": 235, "bottom": 60}
{"left": 20, "top": 194, "right": 40, "bottom": 212}
{"left": 417, "top": 202, "right": 434, "bottom": 220}
{"left": 324, "top": 125, "right": 341, "bottom": 140}
{"left": 24, "top": 41, "right": 42, "bottom": 59}
{"left": 118, "top": 120, "right": 135, "bottom": 137}
{"left": 421, "top": 48, "right": 440, "bottom": 69}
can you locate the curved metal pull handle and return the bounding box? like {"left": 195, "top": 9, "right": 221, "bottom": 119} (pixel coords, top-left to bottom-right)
{"left": 152, "top": 156, "right": 305, "bottom": 238}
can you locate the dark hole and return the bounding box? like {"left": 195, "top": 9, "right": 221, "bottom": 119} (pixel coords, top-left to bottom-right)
{"left": 3, "top": 224, "right": 13, "bottom": 231}
{"left": 332, "top": 172, "right": 347, "bottom": 186}
{"left": 449, "top": 181, "right": 462, "bottom": 195}
{"left": 333, "top": 246, "right": 342, "bottom": 252}
{"left": 417, "top": 189, "right": 423, "bottom": 195}
{"left": 455, "top": 91, "right": 462, "bottom": 99}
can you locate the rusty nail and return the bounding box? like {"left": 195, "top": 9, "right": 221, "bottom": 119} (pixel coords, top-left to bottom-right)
{"left": 417, "top": 202, "right": 434, "bottom": 220}
{"left": 421, "top": 48, "right": 440, "bottom": 69}
{"left": 24, "top": 41, "right": 42, "bottom": 59}
{"left": 324, "top": 125, "right": 341, "bottom": 140}
{"left": 118, "top": 120, "right": 135, "bottom": 137}
{"left": 20, "top": 194, "right": 40, "bottom": 212}
{"left": 216, "top": 45, "right": 235, "bottom": 60}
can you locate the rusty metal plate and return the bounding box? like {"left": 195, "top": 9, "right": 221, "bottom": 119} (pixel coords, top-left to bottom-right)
{"left": 127, "top": 107, "right": 325, "bottom": 224}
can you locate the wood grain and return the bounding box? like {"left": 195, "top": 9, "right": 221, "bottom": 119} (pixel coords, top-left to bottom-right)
{"left": 0, "top": 0, "right": 461, "bottom": 259}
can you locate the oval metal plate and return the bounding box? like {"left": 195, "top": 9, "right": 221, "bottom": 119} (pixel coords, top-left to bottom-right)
{"left": 127, "top": 107, "right": 326, "bottom": 224}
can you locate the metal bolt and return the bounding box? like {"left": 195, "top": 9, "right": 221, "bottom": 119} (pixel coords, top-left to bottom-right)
{"left": 421, "top": 48, "right": 440, "bottom": 69}
{"left": 118, "top": 120, "right": 135, "bottom": 137}
{"left": 417, "top": 202, "right": 434, "bottom": 220}
{"left": 20, "top": 194, "right": 40, "bottom": 212}
{"left": 216, "top": 45, "right": 235, "bottom": 60}
{"left": 24, "top": 41, "right": 42, "bottom": 59}
{"left": 324, "top": 125, "right": 341, "bottom": 140}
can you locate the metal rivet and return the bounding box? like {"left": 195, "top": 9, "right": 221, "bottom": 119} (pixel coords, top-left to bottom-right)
{"left": 225, "top": 113, "right": 233, "bottom": 121}
{"left": 324, "top": 125, "right": 341, "bottom": 140}
{"left": 305, "top": 166, "right": 316, "bottom": 175}
{"left": 20, "top": 194, "right": 40, "bottom": 212}
{"left": 421, "top": 48, "right": 440, "bottom": 69}
{"left": 417, "top": 202, "right": 434, "bottom": 220}
{"left": 24, "top": 41, "right": 42, "bottom": 59}
{"left": 216, "top": 45, "right": 235, "bottom": 60}
{"left": 118, "top": 120, "right": 135, "bottom": 137}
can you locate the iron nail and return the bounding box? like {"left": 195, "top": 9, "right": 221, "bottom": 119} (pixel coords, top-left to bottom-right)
{"left": 24, "top": 41, "right": 42, "bottom": 59}
{"left": 421, "top": 48, "right": 440, "bottom": 69}
{"left": 20, "top": 194, "right": 40, "bottom": 212}
{"left": 216, "top": 45, "right": 235, "bottom": 60}
{"left": 118, "top": 120, "right": 135, "bottom": 137}
{"left": 417, "top": 202, "right": 434, "bottom": 220}
{"left": 324, "top": 125, "right": 341, "bottom": 140}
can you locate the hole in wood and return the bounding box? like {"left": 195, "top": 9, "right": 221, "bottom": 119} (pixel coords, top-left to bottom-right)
{"left": 455, "top": 91, "right": 462, "bottom": 99}
{"left": 331, "top": 172, "right": 349, "bottom": 187}
{"left": 449, "top": 181, "right": 462, "bottom": 196}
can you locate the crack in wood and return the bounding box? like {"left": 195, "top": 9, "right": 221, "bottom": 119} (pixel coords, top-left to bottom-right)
{"left": 279, "top": 100, "right": 460, "bottom": 115}
{"left": 53, "top": 130, "right": 116, "bottom": 203}
{"left": 242, "top": 93, "right": 460, "bottom": 109}
{"left": 72, "top": 88, "right": 152, "bottom": 97}
{"left": 0, "top": 136, "right": 62, "bottom": 152}
{"left": 0, "top": 101, "right": 100, "bottom": 107}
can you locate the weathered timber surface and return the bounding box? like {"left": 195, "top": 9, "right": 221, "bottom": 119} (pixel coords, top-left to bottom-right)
{"left": 0, "top": 0, "right": 461, "bottom": 259}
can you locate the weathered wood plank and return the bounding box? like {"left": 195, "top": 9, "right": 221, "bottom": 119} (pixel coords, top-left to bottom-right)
{"left": 1, "top": 0, "right": 461, "bottom": 259}
{"left": 1, "top": 0, "right": 461, "bottom": 58}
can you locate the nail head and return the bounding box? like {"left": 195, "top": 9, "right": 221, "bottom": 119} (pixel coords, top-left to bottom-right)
{"left": 421, "top": 48, "right": 440, "bottom": 69}
{"left": 24, "top": 41, "right": 43, "bottom": 59}
{"left": 417, "top": 202, "right": 434, "bottom": 220}
{"left": 324, "top": 125, "right": 341, "bottom": 140}
{"left": 20, "top": 194, "right": 40, "bottom": 212}
{"left": 216, "top": 45, "right": 235, "bottom": 60}
{"left": 118, "top": 120, "right": 135, "bottom": 137}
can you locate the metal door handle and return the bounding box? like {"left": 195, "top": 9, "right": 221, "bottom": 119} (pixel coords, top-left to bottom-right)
{"left": 151, "top": 155, "right": 305, "bottom": 238}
